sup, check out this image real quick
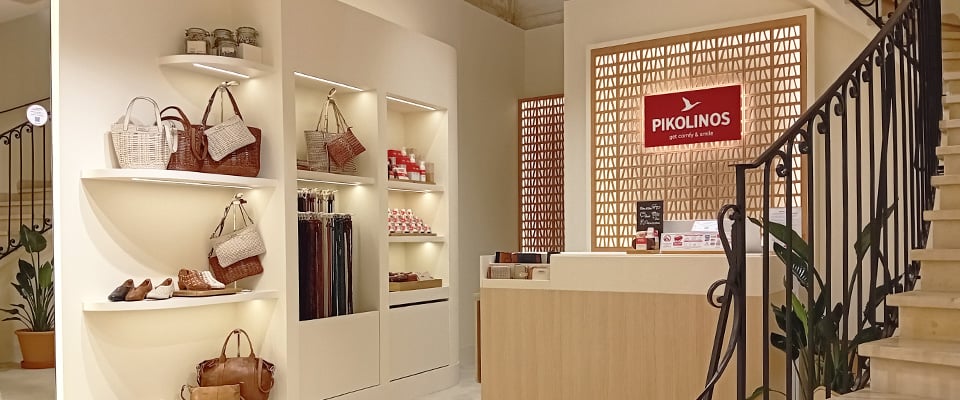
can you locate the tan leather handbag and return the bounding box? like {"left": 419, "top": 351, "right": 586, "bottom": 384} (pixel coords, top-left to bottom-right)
{"left": 197, "top": 329, "right": 275, "bottom": 400}
{"left": 181, "top": 384, "right": 240, "bottom": 400}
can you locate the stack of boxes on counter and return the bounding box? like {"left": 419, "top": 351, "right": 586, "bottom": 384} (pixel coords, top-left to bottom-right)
{"left": 387, "top": 148, "right": 435, "bottom": 183}
{"left": 387, "top": 208, "right": 434, "bottom": 236}
{"left": 486, "top": 251, "right": 554, "bottom": 281}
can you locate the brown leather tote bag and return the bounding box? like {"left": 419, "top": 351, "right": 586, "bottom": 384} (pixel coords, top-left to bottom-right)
{"left": 197, "top": 329, "right": 275, "bottom": 400}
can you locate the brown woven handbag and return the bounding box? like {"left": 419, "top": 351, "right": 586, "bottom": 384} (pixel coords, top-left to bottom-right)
{"left": 195, "top": 84, "right": 261, "bottom": 177}
{"left": 162, "top": 106, "right": 206, "bottom": 172}
{"left": 197, "top": 329, "right": 275, "bottom": 400}
{"left": 208, "top": 195, "right": 264, "bottom": 284}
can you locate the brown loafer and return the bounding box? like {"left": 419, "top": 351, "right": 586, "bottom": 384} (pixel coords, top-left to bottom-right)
{"left": 108, "top": 279, "right": 134, "bottom": 302}
{"left": 125, "top": 279, "right": 153, "bottom": 301}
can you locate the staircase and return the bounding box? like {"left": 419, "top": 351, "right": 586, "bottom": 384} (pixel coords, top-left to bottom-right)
{"left": 0, "top": 101, "right": 53, "bottom": 259}
{"left": 831, "top": 21, "right": 960, "bottom": 400}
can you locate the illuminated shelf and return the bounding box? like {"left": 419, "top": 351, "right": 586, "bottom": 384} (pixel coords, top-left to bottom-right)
{"left": 388, "top": 235, "right": 446, "bottom": 243}
{"left": 297, "top": 170, "right": 374, "bottom": 186}
{"left": 82, "top": 290, "right": 279, "bottom": 312}
{"left": 81, "top": 169, "right": 276, "bottom": 189}
{"left": 388, "top": 286, "right": 449, "bottom": 307}
{"left": 158, "top": 55, "right": 271, "bottom": 79}
{"left": 386, "top": 180, "right": 444, "bottom": 193}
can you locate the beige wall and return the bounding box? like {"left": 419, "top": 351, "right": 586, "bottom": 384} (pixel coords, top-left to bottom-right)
{"left": 563, "top": 0, "right": 870, "bottom": 250}
{"left": 524, "top": 23, "right": 564, "bottom": 98}
{"left": 339, "top": 0, "right": 525, "bottom": 366}
{"left": 0, "top": 9, "right": 50, "bottom": 129}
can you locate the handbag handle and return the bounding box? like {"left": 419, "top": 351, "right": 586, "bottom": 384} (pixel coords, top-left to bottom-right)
{"left": 217, "top": 329, "right": 275, "bottom": 394}
{"left": 210, "top": 195, "right": 256, "bottom": 240}
{"left": 314, "top": 89, "right": 351, "bottom": 134}
{"left": 121, "top": 96, "right": 163, "bottom": 130}
{"left": 201, "top": 84, "right": 244, "bottom": 127}
{"left": 161, "top": 106, "right": 207, "bottom": 161}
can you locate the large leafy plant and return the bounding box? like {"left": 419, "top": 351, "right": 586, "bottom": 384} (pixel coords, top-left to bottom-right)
{"left": 1, "top": 225, "right": 53, "bottom": 332}
{"left": 746, "top": 204, "right": 899, "bottom": 400}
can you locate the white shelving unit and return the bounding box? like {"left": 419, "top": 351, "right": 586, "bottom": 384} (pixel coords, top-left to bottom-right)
{"left": 81, "top": 169, "right": 277, "bottom": 189}
{"left": 388, "top": 286, "right": 450, "bottom": 307}
{"left": 388, "top": 235, "right": 446, "bottom": 243}
{"left": 386, "top": 180, "right": 445, "bottom": 193}
{"left": 296, "top": 170, "right": 374, "bottom": 186}
{"left": 158, "top": 54, "right": 271, "bottom": 79}
{"left": 82, "top": 290, "right": 279, "bottom": 312}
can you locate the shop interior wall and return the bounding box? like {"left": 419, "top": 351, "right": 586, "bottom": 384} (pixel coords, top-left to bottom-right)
{"left": 0, "top": 9, "right": 51, "bottom": 364}
{"left": 524, "top": 23, "right": 564, "bottom": 98}
{"left": 337, "top": 0, "right": 524, "bottom": 366}
{"left": 563, "top": 0, "right": 872, "bottom": 251}
{"left": 53, "top": 0, "right": 291, "bottom": 398}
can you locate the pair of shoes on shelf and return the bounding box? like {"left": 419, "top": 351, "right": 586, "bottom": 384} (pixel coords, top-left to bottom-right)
{"left": 177, "top": 269, "right": 226, "bottom": 291}
{"left": 107, "top": 278, "right": 174, "bottom": 302}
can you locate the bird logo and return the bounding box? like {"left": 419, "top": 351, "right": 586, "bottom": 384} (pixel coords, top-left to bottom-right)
{"left": 681, "top": 97, "right": 702, "bottom": 112}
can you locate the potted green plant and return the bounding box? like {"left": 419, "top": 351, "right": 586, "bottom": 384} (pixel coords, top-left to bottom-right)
{"left": 1, "top": 225, "right": 54, "bottom": 369}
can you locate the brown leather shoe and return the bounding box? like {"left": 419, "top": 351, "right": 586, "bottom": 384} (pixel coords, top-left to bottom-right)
{"left": 125, "top": 279, "right": 153, "bottom": 301}
{"left": 108, "top": 279, "right": 134, "bottom": 302}
{"left": 178, "top": 269, "right": 211, "bottom": 291}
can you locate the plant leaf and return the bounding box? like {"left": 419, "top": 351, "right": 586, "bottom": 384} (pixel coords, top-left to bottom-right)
{"left": 792, "top": 293, "right": 809, "bottom": 335}
{"left": 854, "top": 204, "right": 896, "bottom": 261}
{"left": 750, "top": 216, "right": 810, "bottom": 261}
{"left": 37, "top": 262, "right": 52, "bottom": 289}
{"left": 15, "top": 273, "right": 33, "bottom": 298}
{"left": 19, "top": 225, "right": 45, "bottom": 253}
{"left": 0, "top": 308, "right": 19, "bottom": 315}
{"left": 17, "top": 259, "right": 35, "bottom": 280}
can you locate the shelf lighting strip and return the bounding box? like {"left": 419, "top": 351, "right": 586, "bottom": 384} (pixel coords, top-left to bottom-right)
{"left": 293, "top": 72, "right": 363, "bottom": 92}
{"left": 385, "top": 96, "right": 437, "bottom": 111}
{"left": 192, "top": 63, "right": 251, "bottom": 79}
{"left": 296, "top": 178, "right": 362, "bottom": 186}
{"left": 386, "top": 187, "right": 432, "bottom": 194}
{"left": 131, "top": 178, "right": 254, "bottom": 190}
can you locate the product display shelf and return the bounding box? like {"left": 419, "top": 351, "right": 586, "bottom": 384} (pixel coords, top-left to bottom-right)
{"left": 388, "top": 234, "right": 446, "bottom": 243}
{"left": 386, "top": 180, "right": 444, "bottom": 193}
{"left": 158, "top": 54, "right": 271, "bottom": 79}
{"left": 81, "top": 169, "right": 277, "bottom": 189}
{"left": 82, "top": 290, "right": 279, "bottom": 312}
{"left": 296, "top": 169, "right": 375, "bottom": 186}
{"left": 388, "top": 285, "right": 450, "bottom": 307}
{"left": 480, "top": 278, "right": 551, "bottom": 290}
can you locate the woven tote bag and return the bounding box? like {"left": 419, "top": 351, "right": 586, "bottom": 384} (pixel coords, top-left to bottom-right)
{"left": 110, "top": 97, "right": 176, "bottom": 169}
{"left": 305, "top": 89, "right": 359, "bottom": 174}
{"left": 195, "top": 85, "right": 262, "bottom": 177}
{"left": 209, "top": 195, "right": 266, "bottom": 268}
{"left": 161, "top": 106, "right": 205, "bottom": 172}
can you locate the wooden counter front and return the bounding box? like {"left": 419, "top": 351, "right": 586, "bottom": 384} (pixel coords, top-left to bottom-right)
{"left": 479, "top": 254, "right": 785, "bottom": 400}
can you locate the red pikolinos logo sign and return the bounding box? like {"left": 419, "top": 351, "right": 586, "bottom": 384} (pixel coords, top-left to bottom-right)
{"left": 643, "top": 85, "right": 743, "bottom": 148}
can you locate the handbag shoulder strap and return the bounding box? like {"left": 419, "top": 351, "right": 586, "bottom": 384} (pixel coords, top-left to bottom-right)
{"left": 210, "top": 196, "right": 255, "bottom": 239}
{"left": 218, "top": 328, "right": 257, "bottom": 363}
{"left": 161, "top": 106, "right": 207, "bottom": 160}
{"left": 201, "top": 84, "right": 244, "bottom": 127}
{"left": 314, "top": 88, "right": 346, "bottom": 134}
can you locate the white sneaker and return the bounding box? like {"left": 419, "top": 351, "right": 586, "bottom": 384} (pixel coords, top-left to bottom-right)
{"left": 200, "top": 271, "right": 226, "bottom": 289}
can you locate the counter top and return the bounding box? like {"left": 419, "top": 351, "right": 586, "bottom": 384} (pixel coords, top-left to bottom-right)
{"left": 481, "top": 252, "right": 784, "bottom": 297}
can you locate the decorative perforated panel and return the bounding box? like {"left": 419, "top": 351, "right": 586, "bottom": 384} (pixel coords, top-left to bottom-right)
{"left": 520, "top": 95, "right": 565, "bottom": 252}
{"left": 591, "top": 17, "right": 807, "bottom": 251}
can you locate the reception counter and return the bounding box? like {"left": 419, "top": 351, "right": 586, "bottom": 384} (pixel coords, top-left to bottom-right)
{"left": 479, "top": 252, "right": 785, "bottom": 400}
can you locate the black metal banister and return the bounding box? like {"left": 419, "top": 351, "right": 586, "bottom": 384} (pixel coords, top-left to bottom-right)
{"left": 0, "top": 119, "right": 52, "bottom": 259}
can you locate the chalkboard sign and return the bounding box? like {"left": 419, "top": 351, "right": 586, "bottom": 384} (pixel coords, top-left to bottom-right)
{"left": 636, "top": 200, "right": 664, "bottom": 235}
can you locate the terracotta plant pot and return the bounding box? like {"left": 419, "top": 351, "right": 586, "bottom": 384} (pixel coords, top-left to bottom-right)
{"left": 14, "top": 329, "right": 55, "bottom": 369}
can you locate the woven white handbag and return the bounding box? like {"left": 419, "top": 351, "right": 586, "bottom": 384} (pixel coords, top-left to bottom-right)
{"left": 110, "top": 97, "right": 176, "bottom": 169}
{"left": 209, "top": 195, "right": 266, "bottom": 267}
{"left": 204, "top": 113, "right": 256, "bottom": 162}
{"left": 305, "top": 90, "right": 358, "bottom": 174}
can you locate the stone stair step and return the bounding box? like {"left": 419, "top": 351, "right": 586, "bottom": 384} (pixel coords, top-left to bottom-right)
{"left": 0, "top": 190, "right": 52, "bottom": 203}
{"left": 930, "top": 175, "right": 960, "bottom": 187}
{"left": 831, "top": 390, "right": 935, "bottom": 400}
{"left": 860, "top": 337, "right": 960, "bottom": 368}
{"left": 910, "top": 248, "right": 960, "bottom": 261}
{"left": 947, "top": 95, "right": 960, "bottom": 105}
{"left": 888, "top": 291, "right": 960, "bottom": 310}
{"left": 946, "top": 32, "right": 960, "bottom": 40}
{"left": 947, "top": 71, "right": 960, "bottom": 82}
{"left": 942, "top": 120, "right": 960, "bottom": 130}
{"left": 935, "top": 146, "right": 960, "bottom": 159}
{"left": 947, "top": 52, "right": 960, "bottom": 61}
{"left": 17, "top": 180, "right": 51, "bottom": 192}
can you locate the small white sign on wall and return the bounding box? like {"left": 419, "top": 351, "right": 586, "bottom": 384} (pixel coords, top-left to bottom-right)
{"left": 26, "top": 105, "right": 49, "bottom": 127}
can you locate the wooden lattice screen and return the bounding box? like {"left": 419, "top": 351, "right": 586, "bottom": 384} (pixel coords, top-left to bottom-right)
{"left": 520, "top": 95, "right": 565, "bottom": 252}
{"left": 591, "top": 16, "right": 807, "bottom": 251}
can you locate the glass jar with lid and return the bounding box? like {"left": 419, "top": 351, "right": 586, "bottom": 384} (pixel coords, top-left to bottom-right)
{"left": 235, "top": 27, "right": 259, "bottom": 47}
{"left": 184, "top": 28, "right": 209, "bottom": 55}
{"left": 217, "top": 39, "right": 239, "bottom": 58}
{"left": 212, "top": 29, "right": 234, "bottom": 45}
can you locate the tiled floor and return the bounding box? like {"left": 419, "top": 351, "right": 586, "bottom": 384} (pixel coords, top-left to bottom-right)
{"left": 415, "top": 366, "right": 481, "bottom": 400}
{"left": 0, "top": 363, "right": 55, "bottom": 400}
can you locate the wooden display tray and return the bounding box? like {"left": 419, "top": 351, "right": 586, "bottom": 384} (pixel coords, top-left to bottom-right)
{"left": 389, "top": 233, "right": 438, "bottom": 237}
{"left": 173, "top": 288, "right": 242, "bottom": 297}
{"left": 389, "top": 279, "right": 442, "bottom": 292}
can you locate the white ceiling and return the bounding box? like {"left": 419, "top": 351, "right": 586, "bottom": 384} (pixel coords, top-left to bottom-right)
{"left": 0, "top": 0, "right": 48, "bottom": 24}
{"left": 464, "top": 0, "right": 563, "bottom": 30}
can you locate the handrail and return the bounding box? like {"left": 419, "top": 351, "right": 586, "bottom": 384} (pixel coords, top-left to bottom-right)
{"left": 0, "top": 98, "right": 50, "bottom": 116}
{"left": 743, "top": 0, "right": 912, "bottom": 170}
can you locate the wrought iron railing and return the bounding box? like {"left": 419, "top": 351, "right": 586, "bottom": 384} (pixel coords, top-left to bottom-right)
{"left": 697, "top": 0, "right": 942, "bottom": 399}
{"left": 0, "top": 118, "right": 52, "bottom": 259}
{"left": 850, "top": 0, "right": 898, "bottom": 27}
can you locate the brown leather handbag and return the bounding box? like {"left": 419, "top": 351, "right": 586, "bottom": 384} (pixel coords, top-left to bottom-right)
{"left": 197, "top": 329, "right": 275, "bottom": 400}
{"left": 195, "top": 85, "right": 262, "bottom": 177}
{"left": 181, "top": 384, "right": 240, "bottom": 400}
{"left": 162, "top": 106, "right": 206, "bottom": 172}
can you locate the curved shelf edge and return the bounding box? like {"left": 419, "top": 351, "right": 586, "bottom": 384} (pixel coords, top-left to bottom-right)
{"left": 158, "top": 54, "right": 271, "bottom": 79}
{"left": 386, "top": 180, "right": 444, "bottom": 193}
{"left": 388, "top": 235, "right": 446, "bottom": 243}
{"left": 83, "top": 290, "right": 279, "bottom": 312}
{"left": 388, "top": 286, "right": 449, "bottom": 307}
{"left": 297, "top": 170, "right": 375, "bottom": 186}
{"left": 81, "top": 169, "right": 277, "bottom": 189}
